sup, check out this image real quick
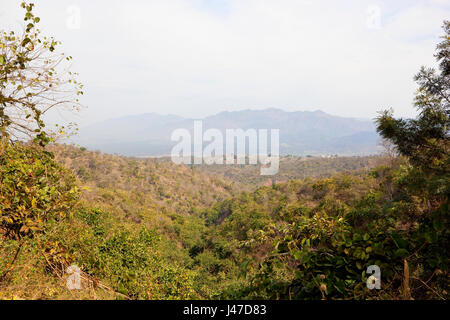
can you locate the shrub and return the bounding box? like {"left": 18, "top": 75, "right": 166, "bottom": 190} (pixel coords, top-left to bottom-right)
{"left": 0, "top": 141, "right": 79, "bottom": 239}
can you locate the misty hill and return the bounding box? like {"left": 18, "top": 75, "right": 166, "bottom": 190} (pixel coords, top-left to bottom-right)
{"left": 72, "top": 108, "right": 381, "bottom": 156}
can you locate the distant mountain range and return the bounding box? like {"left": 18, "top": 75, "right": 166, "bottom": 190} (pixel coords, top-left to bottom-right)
{"left": 71, "top": 108, "right": 381, "bottom": 156}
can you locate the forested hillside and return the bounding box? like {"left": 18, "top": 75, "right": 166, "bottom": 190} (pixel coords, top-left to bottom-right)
{"left": 49, "top": 145, "right": 239, "bottom": 216}
{"left": 193, "top": 155, "right": 383, "bottom": 186}
{"left": 1, "top": 141, "right": 447, "bottom": 299}
{"left": 0, "top": 3, "right": 448, "bottom": 301}
{"left": 0, "top": 143, "right": 382, "bottom": 299}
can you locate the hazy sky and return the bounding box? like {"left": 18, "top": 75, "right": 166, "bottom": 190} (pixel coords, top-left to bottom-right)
{"left": 1, "top": 0, "right": 449, "bottom": 126}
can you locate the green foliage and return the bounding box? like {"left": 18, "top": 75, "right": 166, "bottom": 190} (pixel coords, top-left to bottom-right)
{"left": 373, "top": 20, "right": 450, "bottom": 298}
{"left": 210, "top": 159, "right": 448, "bottom": 299}
{"left": 226, "top": 21, "right": 450, "bottom": 300}
{"left": 376, "top": 21, "right": 449, "bottom": 187}
{"left": 44, "top": 206, "right": 199, "bottom": 299}
{"left": 91, "top": 228, "right": 194, "bottom": 299}
{"left": 2, "top": 140, "right": 447, "bottom": 300}
{"left": 245, "top": 216, "right": 407, "bottom": 299}
{"left": 1, "top": 1, "right": 447, "bottom": 300}
{"left": 0, "top": 141, "right": 79, "bottom": 239}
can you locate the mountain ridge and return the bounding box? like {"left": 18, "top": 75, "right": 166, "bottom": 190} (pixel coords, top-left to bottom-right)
{"left": 71, "top": 108, "right": 381, "bottom": 156}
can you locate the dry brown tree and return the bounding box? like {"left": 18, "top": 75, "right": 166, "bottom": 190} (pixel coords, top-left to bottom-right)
{"left": 0, "top": 2, "right": 83, "bottom": 146}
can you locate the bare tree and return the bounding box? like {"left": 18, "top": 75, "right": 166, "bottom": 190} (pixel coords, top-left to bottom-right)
{"left": 0, "top": 2, "right": 83, "bottom": 146}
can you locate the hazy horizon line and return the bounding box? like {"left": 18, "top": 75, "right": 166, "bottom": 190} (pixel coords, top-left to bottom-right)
{"left": 80, "top": 107, "right": 376, "bottom": 127}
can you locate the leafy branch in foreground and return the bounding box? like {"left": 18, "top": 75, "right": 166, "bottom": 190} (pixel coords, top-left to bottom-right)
{"left": 0, "top": 2, "right": 83, "bottom": 146}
